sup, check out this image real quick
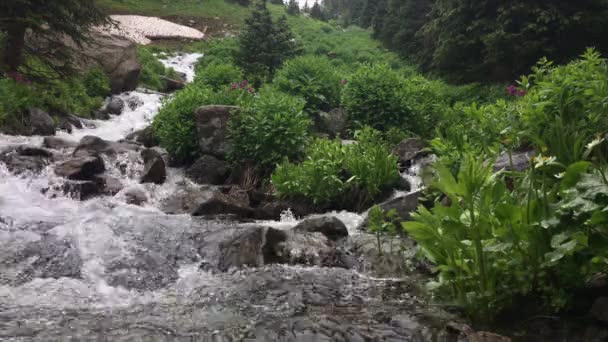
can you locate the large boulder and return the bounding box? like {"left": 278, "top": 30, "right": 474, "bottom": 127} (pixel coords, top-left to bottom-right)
{"left": 43, "top": 137, "right": 78, "bottom": 150}
{"left": 194, "top": 105, "right": 239, "bottom": 159}
{"left": 139, "top": 148, "right": 166, "bottom": 184}
{"left": 186, "top": 154, "right": 230, "bottom": 185}
{"left": 0, "top": 108, "right": 56, "bottom": 136}
{"left": 161, "top": 186, "right": 253, "bottom": 219}
{"left": 73, "top": 135, "right": 140, "bottom": 158}
{"left": 393, "top": 138, "right": 428, "bottom": 165}
{"left": 82, "top": 32, "right": 141, "bottom": 94}
{"left": 105, "top": 96, "right": 125, "bottom": 115}
{"left": 293, "top": 216, "right": 349, "bottom": 241}
{"left": 0, "top": 146, "right": 53, "bottom": 174}
{"left": 54, "top": 155, "right": 105, "bottom": 180}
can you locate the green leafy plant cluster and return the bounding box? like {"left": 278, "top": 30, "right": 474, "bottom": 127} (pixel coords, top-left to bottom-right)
{"left": 272, "top": 127, "right": 400, "bottom": 209}
{"left": 194, "top": 61, "right": 244, "bottom": 91}
{"left": 0, "top": 77, "right": 40, "bottom": 126}
{"left": 228, "top": 87, "right": 310, "bottom": 171}
{"left": 137, "top": 46, "right": 179, "bottom": 91}
{"left": 273, "top": 55, "right": 342, "bottom": 113}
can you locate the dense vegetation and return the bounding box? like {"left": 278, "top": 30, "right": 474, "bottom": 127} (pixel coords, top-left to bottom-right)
{"left": 3, "top": 0, "right": 608, "bottom": 334}
{"left": 320, "top": 0, "right": 608, "bottom": 83}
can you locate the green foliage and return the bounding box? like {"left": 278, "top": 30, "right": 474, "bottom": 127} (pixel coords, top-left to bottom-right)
{"left": 236, "top": 1, "right": 301, "bottom": 84}
{"left": 341, "top": 63, "right": 412, "bottom": 132}
{"left": 228, "top": 87, "right": 310, "bottom": 170}
{"left": 0, "top": 78, "right": 39, "bottom": 126}
{"left": 272, "top": 127, "right": 399, "bottom": 208}
{"left": 137, "top": 46, "right": 178, "bottom": 91}
{"left": 153, "top": 84, "right": 246, "bottom": 164}
{"left": 368, "top": 205, "right": 398, "bottom": 255}
{"left": 273, "top": 55, "right": 342, "bottom": 112}
{"left": 286, "top": 0, "right": 300, "bottom": 15}
{"left": 194, "top": 38, "right": 239, "bottom": 69}
{"left": 195, "top": 62, "right": 244, "bottom": 91}
{"left": 82, "top": 68, "right": 110, "bottom": 98}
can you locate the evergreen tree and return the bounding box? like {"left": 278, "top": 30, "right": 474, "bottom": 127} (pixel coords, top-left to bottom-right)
{"left": 310, "top": 1, "right": 324, "bottom": 20}
{"left": 287, "top": 0, "right": 301, "bottom": 15}
{"left": 304, "top": 0, "right": 310, "bottom": 13}
{"left": 236, "top": 0, "right": 300, "bottom": 83}
{"left": 269, "top": 0, "right": 285, "bottom": 5}
{"left": 0, "top": 0, "right": 108, "bottom": 75}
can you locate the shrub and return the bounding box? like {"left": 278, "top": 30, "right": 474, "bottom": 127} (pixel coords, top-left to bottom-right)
{"left": 194, "top": 62, "right": 243, "bottom": 91}
{"left": 273, "top": 55, "right": 342, "bottom": 112}
{"left": 0, "top": 77, "right": 39, "bottom": 126}
{"left": 272, "top": 127, "right": 399, "bottom": 208}
{"left": 42, "top": 77, "right": 104, "bottom": 117}
{"left": 153, "top": 84, "right": 247, "bottom": 164}
{"left": 194, "top": 38, "right": 239, "bottom": 69}
{"left": 229, "top": 87, "right": 310, "bottom": 171}
{"left": 82, "top": 68, "right": 110, "bottom": 98}
{"left": 342, "top": 63, "right": 413, "bottom": 132}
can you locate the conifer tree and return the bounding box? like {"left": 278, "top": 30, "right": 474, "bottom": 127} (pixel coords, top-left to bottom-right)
{"left": 310, "top": 1, "right": 324, "bottom": 20}
{"left": 236, "top": 0, "right": 300, "bottom": 83}
{"left": 0, "top": 0, "right": 109, "bottom": 75}
{"left": 287, "top": 0, "right": 301, "bottom": 15}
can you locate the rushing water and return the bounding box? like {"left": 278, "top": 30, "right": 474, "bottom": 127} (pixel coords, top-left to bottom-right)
{"left": 0, "top": 54, "right": 454, "bottom": 341}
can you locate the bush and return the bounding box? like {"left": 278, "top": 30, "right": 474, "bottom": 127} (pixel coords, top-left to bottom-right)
{"left": 194, "top": 62, "right": 244, "bottom": 91}
{"left": 153, "top": 84, "right": 248, "bottom": 164}
{"left": 229, "top": 87, "right": 310, "bottom": 171}
{"left": 273, "top": 55, "right": 342, "bottom": 112}
{"left": 272, "top": 127, "right": 399, "bottom": 208}
{"left": 342, "top": 63, "right": 413, "bottom": 132}
{"left": 82, "top": 68, "right": 110, "bottom": 98}
{"left": 194, "top": 38, "right": 239, "bottom": 70}
{"left": 0, "top": 78, "right": 39, "bottom": 126}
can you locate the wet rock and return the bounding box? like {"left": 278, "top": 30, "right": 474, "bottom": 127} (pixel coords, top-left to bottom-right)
{"left": 494, "top": 149, "right": 535, "bottom": 172}
{"left": 194, "top": 105, "right": 239, "bottom": 159}
{"left": 95, "top": 175, "right": 124, "bottom": 195}
{"left": 191, "top": 190, "right": 254, "bottom": 218}
{"left": 3, "top": 236, "right": 82, "bottom": 285}
{"left": 57, "top": 114, "right": 84, "bottom": 132}
{"left": 218, "top": 226, "right": 269, "bottom": 271}
{"left": 43, "top": 137, "right": 78, "bottom": 150}
{"left": 124, "top": 188, "right": 148, "bottom": 205}
{"left": 105, "top": 251, "right": 178, "bottom": 290}
{"left": 0, "top": 108, "right": 56, "bottom": 136}
{"left": 0, "top": 146, "right": 53, "bottom": 174}
{"left": 315, "top": 108, "right": 348, "bottom": 138}
{"left": 393, "top": 138, "right": 428, "bottom": 165}
{"left": 359, "top": 191, "right": 422, "bottom": 229}
{"left": 124, "top": 125, "right": 158, "bottom": 147}
{"left": 59, "top": 180, "right": 103, "bottom": 200}
{"left": 54, "top": 155, "right": 105, "bottom": 180}
{"left": 105, "top": 96, "right": 125, "bottom": 115}
{"left": 293, "top": 216, "right": 348, "bottom": 241}
{"left": 140, "top": 148, "right": 166, "bottom": 184}
{"left": 126, "top": 95, "right": 144, "bottom": 110}
{"left": 73, "top": 135, "right": 140, "bottom": 158}
{"left": 82, "top": 32, "right": 141, "bottom": 94}
{"left": 162, "top": 76, "right": 186, "bottom": 92}
{"left": 186, "top": 154, "right": 230, "bottom": 185}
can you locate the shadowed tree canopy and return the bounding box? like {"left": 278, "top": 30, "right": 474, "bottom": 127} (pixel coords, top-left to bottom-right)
{"left": 0, "top": 0, "right": 109, "bottom": 78}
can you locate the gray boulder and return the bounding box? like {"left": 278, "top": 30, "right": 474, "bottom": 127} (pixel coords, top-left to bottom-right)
{"left": 359, "top": 191, "right": 422, "bottom": 230}
{"left": 124, "top": 125, "right": 158, "bottom": 148}
{"left": 161, "top": 186, "right": 253, "bottom": 219}
{"left": 0, "top": 146, "right": 53, "bottom": 174}
{"left": 186, "top": 154, "right": 230, "bottom": 185}
{"left": 194, "top": 105, "right": 239, "bottom": 159}
{"left": 73, "top": 135, "right": 140, "bottom": 158}
{"left": 124, "top": 188, "right": 148, "bottom": 206}
{"left": 393, "top": 138, "right": 428, "bottom": 165}
{"left": 83, "top": 32, "right": 141, "bottom": 94}
{"left": 54, "top": 155, "right": 105, "bottom": 180}
{"left": 293, "top": 216, "right": 348, "bottom": 241}
{"left": 28, "top": 108, "right": 56, "bottom": 136}
{"left": 140, "top": 148, "right": 167, "bottom": 184}
{"left": 43, "top": 137, "right": 78, "bottom": 150}
{"left": 105, "top": 96, "right": 125, "bottom": 115}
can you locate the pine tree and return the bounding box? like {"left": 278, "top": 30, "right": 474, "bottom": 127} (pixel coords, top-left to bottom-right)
{"left": 304, "top": 0, "right": 310, "bottom": 13}
{"left": 236, "top": 0, "right": 300, "bottom": 83}
{"left": 0, "top": 0, "right": 109, "bottom": 75}
{"left": 287, "top": 0, "right": 301, "bottom": 15}
{"left": 310, "top": 1, "right": 324, "bottom": 20}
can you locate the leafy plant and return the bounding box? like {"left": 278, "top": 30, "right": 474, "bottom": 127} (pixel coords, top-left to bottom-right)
{"left": 273, "top": 55, "right": 342, "bottom": 112}
{"left": 368, "top": 205, "right": 398, "bottom": 255}
{"left": 137, "top": 46, "right": 178, "bottom": 91}
{"left": 228, "top": 87, "right": 310, "bottom": 171}
{"left": 194, "top": 62, "right": 244, "bottom": 91}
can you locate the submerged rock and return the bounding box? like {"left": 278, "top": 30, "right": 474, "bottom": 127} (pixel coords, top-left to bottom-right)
{"left": 54, "top": 155, "right": 105, "bottom": 180}
{"left": 194, "top": 105, "right": 239, "bottom": 159}
{"left": 123, "top": 188, "right": 149, "bottom": 205}
{"left": 186, "top": 154, "right": 230, "bottom": 185}
{"left": 105, "top": 96, "right": 125, "bottom": 115}
{"left": 139, "top": 148, "right": 166, "bottom": 184}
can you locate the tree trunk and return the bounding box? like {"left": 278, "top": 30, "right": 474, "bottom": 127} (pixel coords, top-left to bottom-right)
{"left": 3, "top": 23, "right": 27, "bottom": 72}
